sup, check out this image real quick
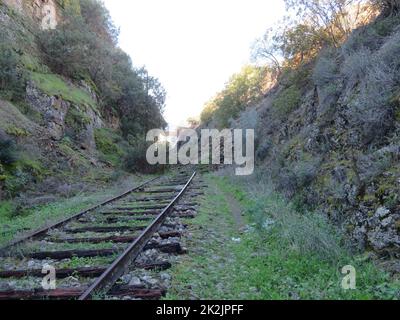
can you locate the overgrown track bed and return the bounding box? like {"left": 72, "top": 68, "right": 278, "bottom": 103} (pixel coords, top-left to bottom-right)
{"left": 0, "top": 170, "right": 202, "bottom": 300}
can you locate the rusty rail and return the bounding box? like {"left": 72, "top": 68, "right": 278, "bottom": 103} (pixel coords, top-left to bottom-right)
{"left": 78, "top": 171, "right": 197, "bottom": 300}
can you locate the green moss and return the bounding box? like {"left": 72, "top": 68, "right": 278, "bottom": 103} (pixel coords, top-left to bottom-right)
{"left": 65, "top": 106, "right": 91, "bottom": 132}
{"left": 5, "top": 125, "right": 30, "bottom": 137}
{"left": 0, "top": 100, "right": 36, "bottom": 135}
{"left": 30, "top": 72, "right": 97, "bottom": 109}
{"left": 94, "top": 128, "right": 125, "bottom": 166}
{"left": 57, "top": 139, "right": 91, "bottom": 169}
{"left": 363, "top": 194, "right": 377, "bottom": 203}
{"left": 16, "top": 156, "right": 47, "bottom": 181}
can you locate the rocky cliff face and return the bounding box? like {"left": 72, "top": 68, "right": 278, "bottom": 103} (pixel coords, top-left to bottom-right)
{"left": 0, "top": 1, "right": 125, "bottom": 206}
{"left": 25, "top": 81, "right": 103, "bottom": 149}
{"left": 234, "top": 14, "right": 400, "bottom": 257}
{"left": 2, "top": 0, "right": 61, "bottom": 29}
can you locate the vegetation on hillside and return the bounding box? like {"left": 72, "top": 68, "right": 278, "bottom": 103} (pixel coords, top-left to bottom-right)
{"left": 201, "top": 0, "right": 394, "bottom": 127}
{"left": 38, "top": 0, "right": 166, "bottom": 137}
{"left": 0, "top": 0, "right": 167, "bottom": 212}
{"left": 200, "top": 0, "right": 400, "bottom": 256}
{"left": 200, "top": 65, "right": 272, "bottom": 127}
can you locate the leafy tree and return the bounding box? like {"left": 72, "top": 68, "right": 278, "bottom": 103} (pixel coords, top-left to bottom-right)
{"left": 38, "top": 1, "right": 167, "bottom": 138}
{"left": 252, "top": 0, "right": 376, "bottom": 72}
{"left": 251, "top": 28, "right": 283, "bottom": 75}
{"left": 279, "top": 23, "right": 328, "bottom": 64}
{"left": 200, "top": 99, "right": 219, "bottom": 124}
{"left": 284, "top": 0, "right": 372, "bottom": 46}
{"left": 201, "top": 65, "right": 270, "bottom": 127}
{"left": 38, "top": 11, "right": 93, "bottom": 78}
{"left": 80, "top": 0, "right": 119, "bottom": 44}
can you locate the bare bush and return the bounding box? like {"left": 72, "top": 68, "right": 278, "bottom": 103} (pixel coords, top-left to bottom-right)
{"left": 341, "top": 47, "right": 372, "bottom": 86}
{"left": 377, "top": 29, "right": 400, "bottom": 70}
{"left": 313, "top": 51, "right": 340, "bottom": 87}
{"left": 235, "top": 109, "right": 259, "bottom": 130}
{"left": 293, "top": 157, "right": 322, "bottom": 188}
{"left": 343, "top": 29, "right": 400, "bottom": 144}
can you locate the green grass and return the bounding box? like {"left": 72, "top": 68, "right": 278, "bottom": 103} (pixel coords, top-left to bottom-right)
{"left": 272, "top": 85, "right": 302, "bottom": 117}
{"left": 0, "top": 201, "right": 14, "bottom": 220}
{"left": 165, "top": 174, "right": 400, "bottom": 300}
{"left": 57, "top": 256, "right": 117, "bottom": 269}
{"left": 30, "top": 72, "right": 97, "bottom": 109}
{"left": 94, "top": 128, "right": 126, "bottom": 166}
{"left": 0, "top": 175, "right": 154, "bottom": 247}
{"left": 18, "top": 240, "right": 124, "bottom": 253}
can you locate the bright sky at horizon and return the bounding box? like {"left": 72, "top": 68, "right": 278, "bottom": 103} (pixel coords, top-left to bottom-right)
{"left": 103, "top": 0, "right": 286, "bottom": 128}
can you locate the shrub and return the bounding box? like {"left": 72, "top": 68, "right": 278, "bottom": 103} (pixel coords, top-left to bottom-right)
{"left": 256, "top": 140, "right": 272, "bottom": 161}
{"left": 124, "top": 139, "right": 167, "bottom": 174}
{"left": 341, "top": 47, "right": 372, "bottom": 87}
{"left": 124, "top": 140, "right": 152, "bottom": 173}
{"left": 272, "top": 85, "right": 302, "bottom": 117}
{"left": 0, "top": 42, "right": 26, "bottom": 101}
{"left": 293, "top": 157, "right": 321, "bottom": 188}
{"left": 94, "top": 128, "right": 125, "bottom": 166}
{"left": 236, "top": 109, "right": 259, "bottom": 130}
{"left": 353, "top": 60, "right": 396, "bottom": 144}
{"left": 0, "top": 134, "right": 17, "bottom": 166}
{"left": 5, "top": 125, "right": 29, "bottom": 138}
{"left": 4, "top": 169, "right": 29, "bottom": 196}
{"left": 313, "top": 52, "right": 340, "bottom": 87}
{"left": 65, "top": 106, "right": 91, "bottom": 133}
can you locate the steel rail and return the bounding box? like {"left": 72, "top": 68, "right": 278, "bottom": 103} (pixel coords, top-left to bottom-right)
{"left": 78, "top": 171, "right": 197, "bottom": 300}
{"left": 0, "top": 176, "right": 160, "bottom": 254}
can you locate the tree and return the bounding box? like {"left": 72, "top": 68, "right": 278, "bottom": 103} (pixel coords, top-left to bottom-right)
{"left": 253, "top": 0, "right": 375, "bottom": 72}
{"left": 284, "top": 0, "right": 372, "bottom": 47}
{"left": 39, "top": 2, "right": 167, "bottom": 139}
{"left": 279, "top": 23, "right": 328, "bottom": 64}
{"left": 80, "top": 0, "right": 119, "bottom": 44}
{"left": 39, "top": 11, "right": 93, "bottom": 78}
{"left": 251, "top": 28, "right": 282, "bottom": 75}
{"left": 200, "top": 65, "right": 270, "bottom": 127}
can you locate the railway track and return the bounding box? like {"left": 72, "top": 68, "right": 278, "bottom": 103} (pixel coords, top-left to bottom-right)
{"left": 0, "top": 170, "right": 202, "bottom": 300}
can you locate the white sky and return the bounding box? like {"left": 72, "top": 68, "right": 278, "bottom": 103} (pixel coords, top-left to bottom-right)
{"left": 103, "top": 0, "right": 286, "bottom": 128}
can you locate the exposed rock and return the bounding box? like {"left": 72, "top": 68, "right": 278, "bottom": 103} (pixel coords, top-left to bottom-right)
{"left": 25, "top": 82, "right": 103, "bottom": 149}
{"left": 128, "top": 276, "right": 142, "bottom": 287}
